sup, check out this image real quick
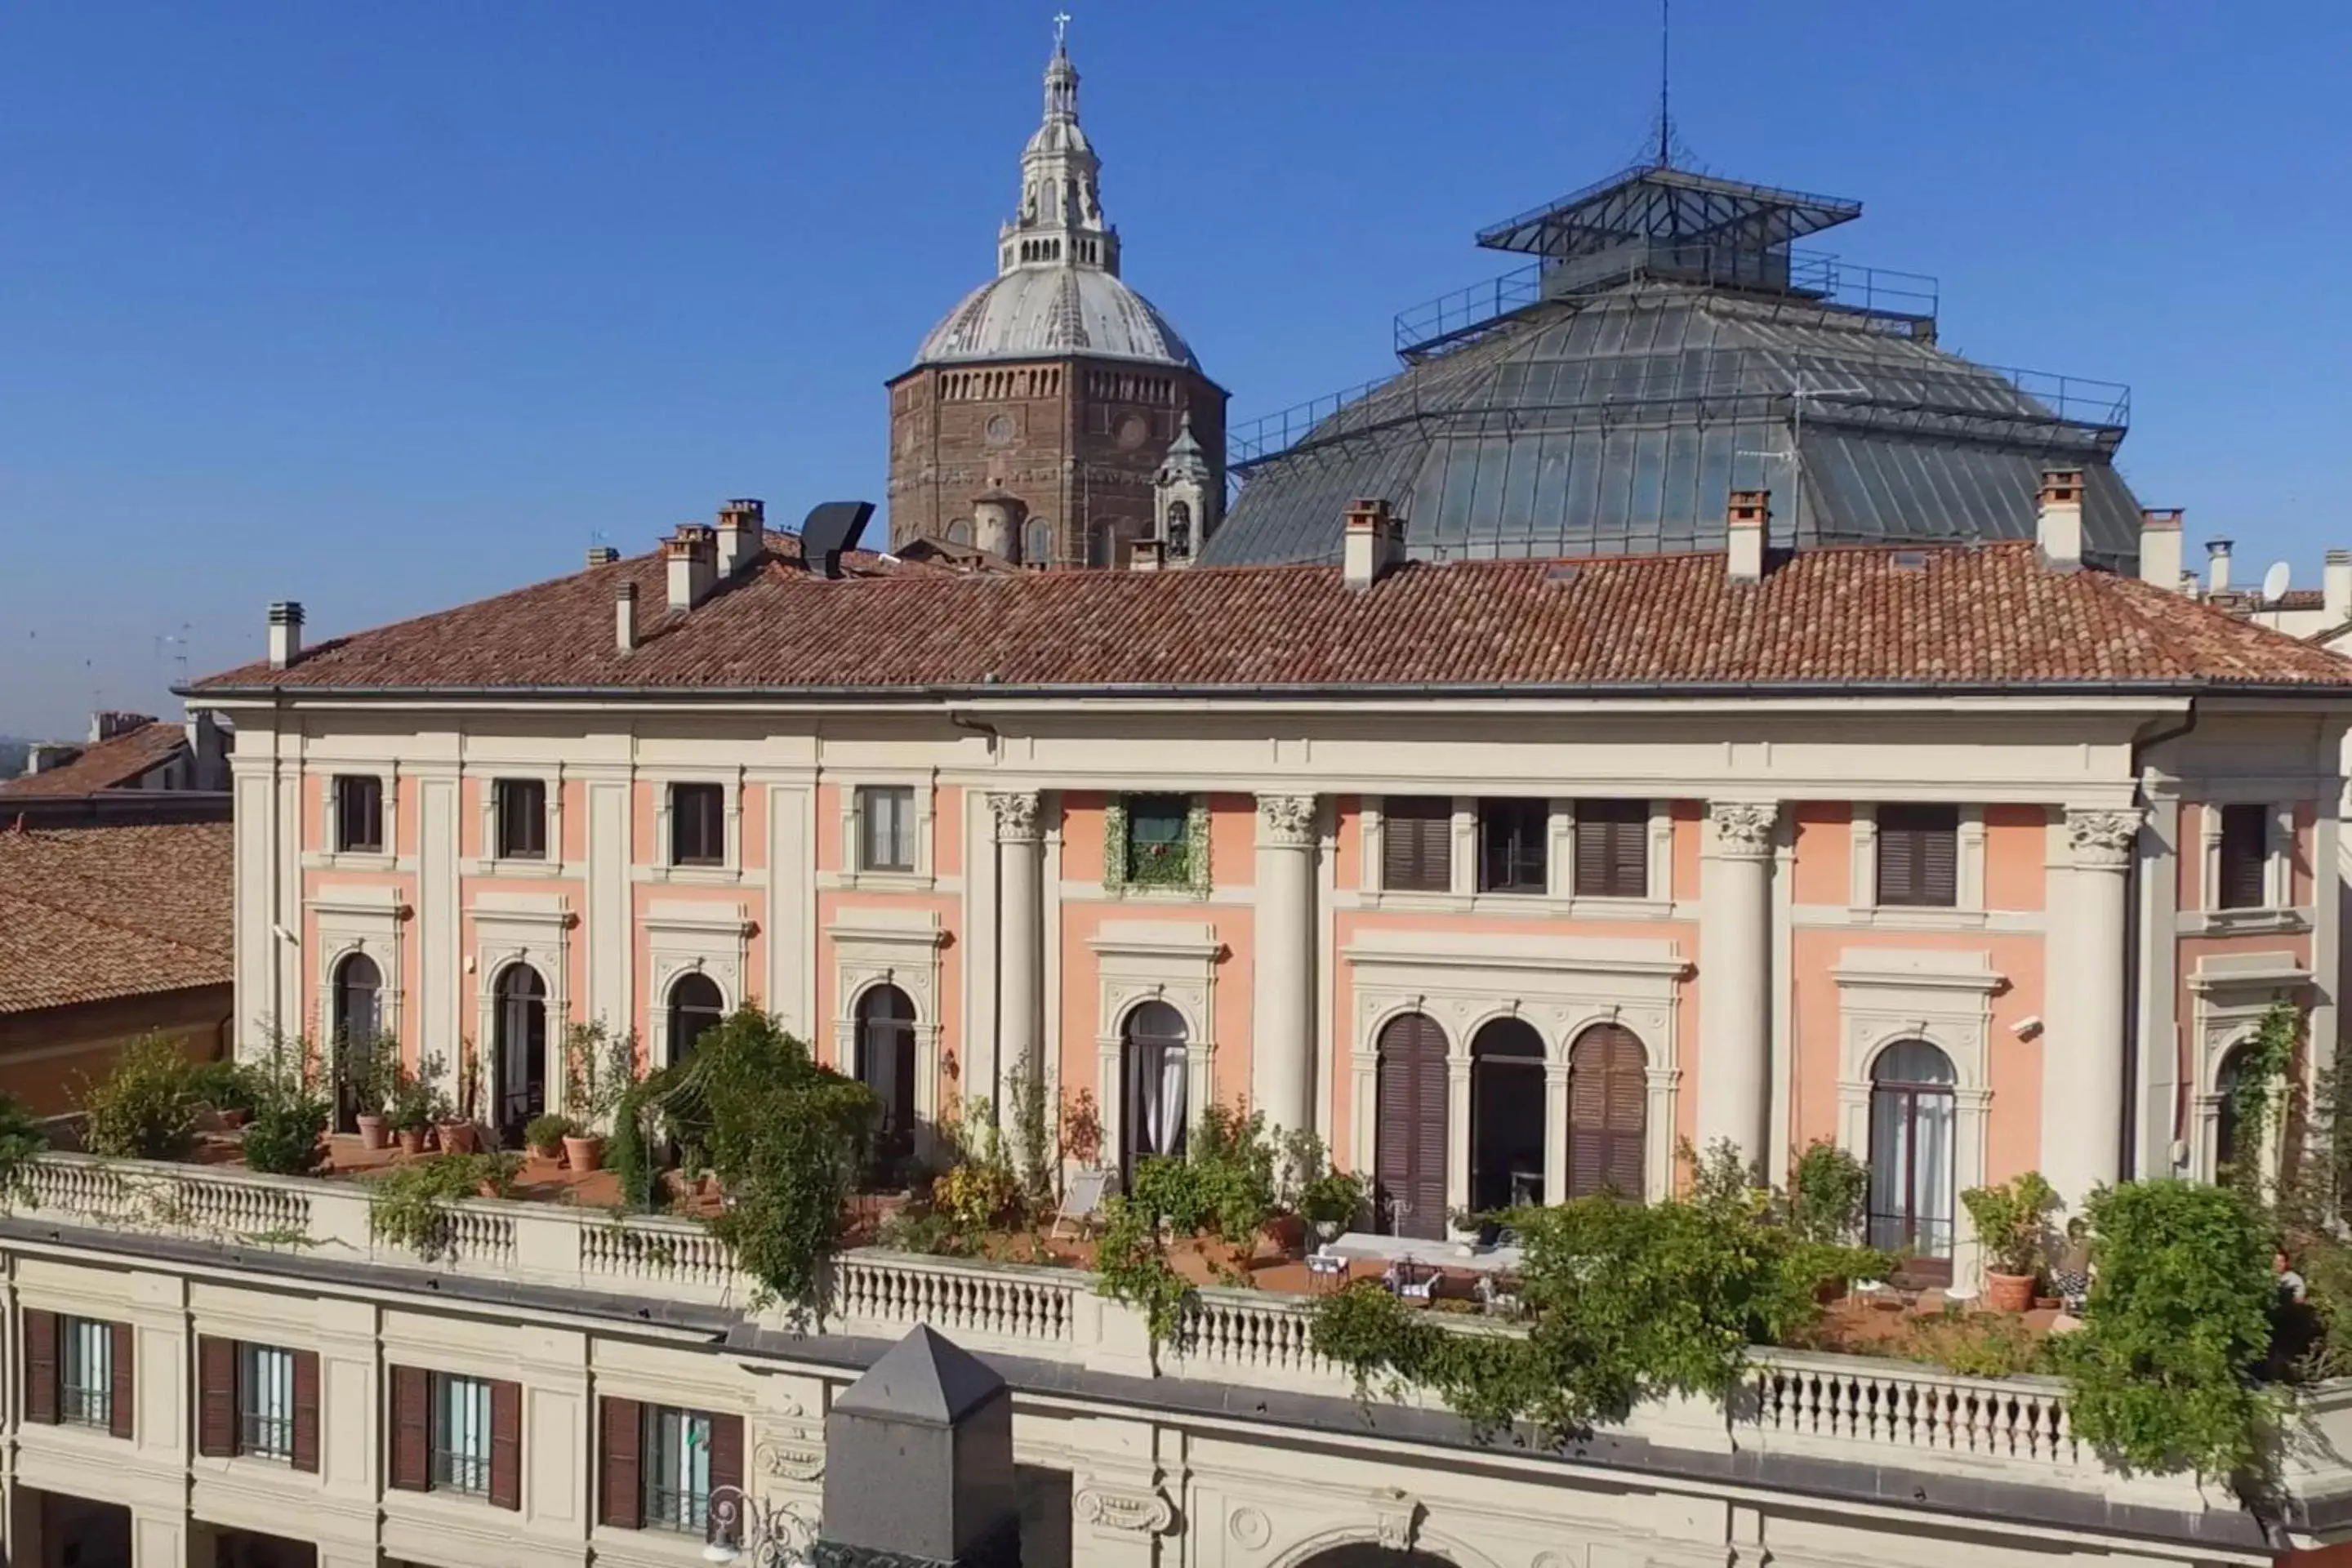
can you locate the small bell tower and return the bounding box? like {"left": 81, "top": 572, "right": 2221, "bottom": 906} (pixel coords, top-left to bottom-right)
{"left": 1152, "top": 412, "right": 1215, "bottom": 564}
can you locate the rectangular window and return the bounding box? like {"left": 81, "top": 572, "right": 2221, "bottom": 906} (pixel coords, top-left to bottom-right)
{"left": 2217, "top": 804, "right": 2270, "bottom": 910}
{"left": 431, "top": 1374, "right": 495, "bottom": 1497}
{"left": 670, "top": 783, "right": 725, "bottom": 867}
{"left": 238, "top": 1343, "right": 296, "bottom": 1460}
{"left": 1122, "top": 794, "right": 1193, "bottom": 886}
{"left": 60, "top": 1316, "right": 113, "bottom": 1428}
{"left": 1380, "top": 797, "right": 1452, "bottom": 893}
{"left": 1572, "top": 799, "right": 1650, "bottom": 898}
{"left": 1476, "top": 799, "right": 1548, "bottom": 895}
{"left": 1875, "top": 804, "right": 1959, "bottom": 907}
{"left": 334, "top": 775, "right": 383, "bottom": 853}
{"left": 858, "top": 786, "right": 917, "bottom": 872}
{"left": 641, "top": 1406, "right": 713, "bottom": 1535}
{"left": 493, "top": 778, "right": 547, "bottom": 860}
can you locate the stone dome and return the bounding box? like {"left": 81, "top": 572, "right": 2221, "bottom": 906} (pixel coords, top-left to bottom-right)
{"left": 914, "top": 267, "right": 1197, "bottom": 369}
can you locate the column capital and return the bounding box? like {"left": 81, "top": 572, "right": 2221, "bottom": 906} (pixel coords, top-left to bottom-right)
{"left": 1707, "top": 800, "right": 1780, "bottom": 858}
{"left": 2064, "top": 804, "right": 2145, "bottom": 869}
{"left": 1255, "top": 791, "right": 1320, "bottom": 848}
{"left": 987, "top": 790, "right": 1043, "bottom": 843}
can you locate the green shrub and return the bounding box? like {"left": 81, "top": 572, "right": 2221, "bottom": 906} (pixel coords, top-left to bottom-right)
{"left": 524, "top": 1113, "right": 576, "bottom": 1152}
{"left": 1787, "top": 1139, "right": 1870, "bottom": 1245}
{"left": 385, "top": 1060, "right": 440, "bottom": 1134}
{"left": 240, "top": 1043, "right": 330, "bottom": 1178}
{"left": 562, "top": 1021, "right": 639, "bottom": 1133}
{"left": 0, "top": 1094, "right": 47, "bottom": 1203}
{"left": 186, "top": 1059, "right": 259, "bottom": 1117}
{"left": 79, "top": 1034, "right": 203, "bottom": 1159}
{"left": 1960, "top": 1171, "right": 2058, "bottom": 1277}
{"left": 609, "top": 1083, "right": 657, "bottom": 1213}
{"left": 1298, "top": 1169, "right": 1367, "bottom": 1232}
{"left": 368, "top": 1152, "right": 523, "bottom": 1258}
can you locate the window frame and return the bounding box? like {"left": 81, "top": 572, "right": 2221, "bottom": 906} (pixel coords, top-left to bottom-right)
{"left": 1105, "top": 793, "right": 1207, "bottom": 896}
{"left": 1475, "top": 797, "right": 1549, "bottom": 896}
{"left": 1376, "top": 795, "right": 1454, "bottom": 894}
{"left": 332, "top": 773, "right": 385, "bottom": 856}
{"left": 639, "top": 1405, "right": 714, "bottom": 1535}
{"left": 857, "top": 785, "right": 918, "bottom": 873}
{"left": 237, "top": 1343, "right": 298, "bottom": 1462}
{"left": 492, "top": 777, "right": 549, "bottom": 862}
{"left": 1570, "top": 797, "right": 1650, "bottom": 900}
{"left": 1872, "top": 802, "right": 1962, "bottom": 910}
{"left": 668, "top": 782, "right": 728, "bottom": 869}
{"left": 58, "top": 1314, "right": 114, "bottom": 1429}
{"left": 430, "top": 1372, "right": 496, "bottom": 1499}
{"left": 2215, "top": 802, "right": 2274, "bottom": 911}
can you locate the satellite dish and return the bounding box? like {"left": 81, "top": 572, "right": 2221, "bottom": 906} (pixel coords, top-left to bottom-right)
{"left": 2261, "top": 560, "right": 2292, "bottom": 605}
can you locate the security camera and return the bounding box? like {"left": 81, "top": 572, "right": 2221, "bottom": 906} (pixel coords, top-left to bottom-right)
{"left": 2011, "top": 1015, "right": 2043, "bottom": 1040}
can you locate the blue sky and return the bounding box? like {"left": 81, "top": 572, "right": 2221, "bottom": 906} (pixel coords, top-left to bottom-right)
{"left": 2, "top": 1, "right": 2347, "bottom": 736}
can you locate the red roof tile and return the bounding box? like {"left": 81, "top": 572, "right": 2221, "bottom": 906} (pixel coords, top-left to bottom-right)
{"left": 0, "top": 721, "right": 189, "bottom": 798}
{"left": 0, "top": 821, "right": 233, "bottom": 1015}
{"left": 189, "top": 538, "right": 2352, "bottom": 698}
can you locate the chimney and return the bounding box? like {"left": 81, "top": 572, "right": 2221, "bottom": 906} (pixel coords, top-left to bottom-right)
{"left": 1726, "top": 489, "right": 1769, "bottom": 584}
{"left": 89, "top": 710, "right": 154, "bottom": 743}
{"left": 267, "top": 601, "right": 305, "bottom": 669}
{"left": 716, "top": 498, "right": 765, "bottom": 577}
{"left": 615, "top": 581, "right": 639, "bottom": 652}
{"left": 2138, "top": 509, "right": 2185, "bottom": 591}
{"left": 585, "top": 545, "right": 620, "bottom": 568}
{"left": 189, "top": 710, "right": 228, "bottom": 789}
{"left": 665, "top": 525, "right": 716, "bottom": 612}
{"left": 1341, "top": 498, "right": 1405, "bottom": 590}
{"left": 24, "top": 742, "right": 80, "bottom": 777}
{"left": 2326, "top": 550, "right": 2352, "bottom": 626}
{"left": 2037, "top": 468, "right": 2084, "bottom": 571}
{"left": 2206, "top": 537, "right": 2235, "bottom": 595}
{"left": 972, "top": 492, "right": 1025, "bottom": 562}
{"left": 1129, "top": 537, "right": 1165, "bottom": 573}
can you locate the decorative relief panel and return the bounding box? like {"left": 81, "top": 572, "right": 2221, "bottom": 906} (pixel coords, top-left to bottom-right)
{"left": 1074, "top": 1481, "right": 1176, "bottom": 1535}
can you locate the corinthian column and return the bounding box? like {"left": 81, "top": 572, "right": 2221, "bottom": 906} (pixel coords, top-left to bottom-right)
{"left": 1698, "top": 800, "right": 1778, "bottom": 1172}
{"left": 2043, "top": 805, "right": 2144, "bottom": 1209}
{"left": 989, "top": 791, "right": 1045, "bottom": 1105}
{"left": 1253, "top": 793, "right": 1320, "bottom": 1138}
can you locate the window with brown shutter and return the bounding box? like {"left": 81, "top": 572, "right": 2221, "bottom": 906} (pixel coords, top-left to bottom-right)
{"left": 1573, "top": 800, "right": 1650, "bottom": 898}
{"left": 291, "top": 1350, "right": 320, "bottom": 1472}
{"left": 1379, "top": 797, "right": 1452, "bottom": 893}
{"left": 389, "top": 1365, "right": 430, "bottom": 1491}
{"left": 708, "top": 1411, "right": 743, "bottom": 1499}
{"left": 488, "top": 1379, "right": 523, "bottom": 1511}
{"left": 600, "top": 1396, "right": 643, "bottom": 1530}
{"left": 109, "top": 1321, "right": 134, "bottom": 1439}
{"left": 23, "top": 1308, "right": 58, "bottom": 1424}
{"left": 197, "top": 1335, "right": 236, "bottom": 1457}
{"left": 1374, "top": 1013, "right": 1450, "bottom": 1241}
{"left": 2217, "top": 804, "right": 2270, "bottom": 910}
{"left": 1566, "top": 1024, "right": 1648, "bottom": 1200}
{"left": 1476, "top": 798, "right": 1548, "bottom": 894}
{"left": 1875, "top": 804, "right": 1959, "bottom": 907}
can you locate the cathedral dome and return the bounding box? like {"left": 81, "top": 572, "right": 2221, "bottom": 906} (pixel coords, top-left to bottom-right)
{"left": 915, "top": 268, "right": 1196, "bottom": 369}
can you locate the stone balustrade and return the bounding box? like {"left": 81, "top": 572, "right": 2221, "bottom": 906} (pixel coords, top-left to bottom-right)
{"left": 11, "top": 1152, "right": 2348, "bottom": 1517}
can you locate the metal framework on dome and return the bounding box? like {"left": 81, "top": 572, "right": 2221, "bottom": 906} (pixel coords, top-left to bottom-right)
{"left": 1477, "top": 164, "right": 1863, "bottom": 263}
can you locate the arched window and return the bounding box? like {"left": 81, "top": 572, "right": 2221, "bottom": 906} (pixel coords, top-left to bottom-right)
{"left": 666, "top": 973, "right": 725, "bottom": 1067}
{"left": 946, "top": 519, "right": 972, "bottom": 547}
{"left": 1086, "top": 523, "right": 1113, "bottom": 568}
{"left": 855, "top": 985, "right": 918, "bottom": 1179}
{"left": 1868, "top": 1040, "right": 1957, "bottom": 1267}
{"left": 1567, "top": 1023, "right": 1648, "bottom": 1200}
{"left": 2216, "top": 1042, "right": 2250, "bottom": 1180}
{"left": 492, "top": 964, "right": 549, "bottom": 1143}
{"left": 1119, "top": 1001, "right": 1189, "bottom": 1182}
{"left": 1023, "top": 519, "right": 1054, "bottom": 566}
{"left": 1374, "top": 1012, "right": 1449, "bottom": 1240}
{"left": 1468, "top": 1019, "right": 1546, "bottom": 1215}
{"left": 331, "top": 952, "right": 382, "bottom": 1134}
{"left": 1165, "top": 500, "right": 1192, "bottom": 557}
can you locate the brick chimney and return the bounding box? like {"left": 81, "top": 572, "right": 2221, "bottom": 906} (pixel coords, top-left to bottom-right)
{"left": 267, "top": 602, "right": 305, "bottom": 669}
{"left": 586, "top": 546, "right": 620, "bottom": 568}
{"left": 1726, "top": 489, "right": 1768, "bottom": 584}
{"left": 615, "top": 581, "right": 639, "bottom": 653}
{"left": 89, "top": 710, "right": 154, "bottom": 743}
{"left": 716, "top": 498, "right": 765, "bottom": 577}
{"left": 2326, "top": 550, "right": 2352, "bottom": 626}
{"left": 2206, "top": 537, "right": 2235, "bottom": 595}
{"left": 2138, "top": 509, "right": 2185, "bottom": 591}
{"left": 2037, "top": 468, "right": 2084, "bottom": 571}
{"left": 666, "top": 525, "right": 717, "bottom": 612}
{"left": 1342, "top": 499, "right": 1405, "bottom": 590}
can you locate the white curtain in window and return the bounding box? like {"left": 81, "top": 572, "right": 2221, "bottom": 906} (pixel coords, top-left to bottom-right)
{"left": 646, "top": 1409, "right": 711, "bottom": 1529}
{"left": 1913, "top": 1089, "right": 1955, "bottom": 1255}
{"left": 64, "top": 1317, "right": 110, "bottom": 1424}
{"left": 1151, "top": 1046, "right": 1187, "bottom": 1156}
{"left": 243, "top": 1345, "right": 295, "bottom": 1454}
{"left": 437, "top": 1375, "right": 493, "bottom": 1490}
{"left": 1869, "top": 1040, "right": 1957, "bottom": 1258}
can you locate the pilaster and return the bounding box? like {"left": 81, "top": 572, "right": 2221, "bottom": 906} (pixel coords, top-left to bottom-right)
{"left": 1251, "top": 793, "right": 1320, "bottom": 1136}
{"left": 2044, "top": 805, "right": 2144, "bottom": 1209}
{"left": 1697, "top": 801, "right": 1778, "bottom": 1169}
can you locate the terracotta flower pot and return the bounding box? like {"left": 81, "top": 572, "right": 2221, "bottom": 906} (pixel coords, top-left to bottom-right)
{"left": 437, "top": 1121, "right": 480, "bottom": 1156}
{"left": 1261, "top": 1214, "right": 1305, "bottom": 1255}
{"left": 562, "top": 1134, "right": 605, "bottom": 1174}
{"left": 1983, "top": 1271, "right": 2036, "bottom": 1313}
{"left": 355, "top": 1115, "right": 389, "bottom": 1152}
{"left": 395, "top": 1127, "right": 428, "bottom": 1157}
{"left": 2033, "top": 1295, "right": 2063, "bottom": 1312}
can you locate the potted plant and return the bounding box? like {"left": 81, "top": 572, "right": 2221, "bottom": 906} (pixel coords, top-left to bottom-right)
{"left": 387, "top": 1064, "right": 435, "bottom": 1157}
{"left": 525, "top": 1113, "right": 574, "bottom": 1162}
{"left": 1298, "top": 1169, "right": 1366, "bottom": 1244}
{"left": 437, "top": 1040, "right": 483, "bottom": 1154}
{"left": 1446, "top": 1207, "right": 1482, "bottom": 1258}
{"left": 559, "top": 1021, "right": 641, "bottom": 1175}
{"left": 1962, "top": 1170, "right": 2058, "bottom": 1313}
{"left": 351, "top": 1034, "right": 398, "bottom": 1152}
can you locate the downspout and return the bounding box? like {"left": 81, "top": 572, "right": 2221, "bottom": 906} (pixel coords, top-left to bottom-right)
{"left": 2127, "top": 702, "right": 2199, "bottom": 1176}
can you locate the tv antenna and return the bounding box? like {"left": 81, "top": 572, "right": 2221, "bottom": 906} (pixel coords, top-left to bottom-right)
{"left": 1738, "top": 376, "right": 1867, "bottom": 543}
{"left": 1656, "top": 0, "right": 1673, "bottom": 167}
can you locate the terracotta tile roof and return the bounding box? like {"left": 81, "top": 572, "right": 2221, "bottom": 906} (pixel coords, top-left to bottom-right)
{"left": 0, "top": 820, "right": 233, "bottom": 1015}
{"left": 0, "top": 720, "right": 188, "bottom": 798}
{"left": 189, "top": 537, "right": 2352, "bottom": 698}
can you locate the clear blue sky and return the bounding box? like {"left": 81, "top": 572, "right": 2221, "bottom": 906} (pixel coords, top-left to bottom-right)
{"left": 3, "top": 1, "right": 2347, "bottom": 737}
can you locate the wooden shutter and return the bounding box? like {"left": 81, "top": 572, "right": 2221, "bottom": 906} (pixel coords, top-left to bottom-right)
{"left": 109, "top": 1321, "right": 135, "bottom": 1439}
{"left": 389, "top": 1365, "right": 430, "bottom": 1491}
{"left": 1568, "top": 1026, "right": 1648, "bottom": 1200}
{"left": 1877, "top": 805, "right": 1958, "bottom": 907}
{"left": 488, "top": 1379, "right": 523, "bottom": 1511}
{"left": 196, "top": 1335, "right": 235, "bottom": 1457}
{"left": 23, "top": 1309, "right": 57, "bottom": 1424}
{"left": 708, "top": 1411, "right": 744, "bottom": 1506}
{"left": 291, "top": 1350, "right": 320, "bottom": 1472}
{"left": 1381, "top": 798, "right": 1451, "bottom": 893}
{"left": 1574, "top": 800, "right": 1648, "bottom": 898}
{"left": 599, "top": 1396, "right": 643, "bottom": 1530}
{"left": 1374, "top": 1013, "right": 1449, "bottom": 1241}
{"left": 2219, "top": 804, "right": 2269, "bottom": 909}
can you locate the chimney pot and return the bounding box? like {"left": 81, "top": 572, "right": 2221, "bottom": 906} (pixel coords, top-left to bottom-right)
{"left": 1129, "top": 537, "right": 1165, "bottom": 573}
{"left": 1726, "top": 489, "right": 1769, "bottom": 583}
{"left": 267, "top": 601, "right": 305, "bottom": 669}
{"left": 715, "top": 498, "right": 767, "bottom": 577}
{"left": 2037, "top": 467, "right": 2085, "bottom": 572}
{"left": 2205, "top": 537, "right": 2235, "bottom": 595}
{"left": 2137, "top": 508, "right": 2185, "bottom": 591}
{"left": 1342, "top": 498, "right": 1405, "bottom": 589}
{"left": 586, "top": 546, "right": 620, "bottom": 568}
{"left": 2323, "top": 550, "right": 2352, "bottom": 626}
{"left": 615, "top": 581, "right": 639, "bottom": 652}
{"left": 666, "top": 526, "right": 718, "bottom": 611}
